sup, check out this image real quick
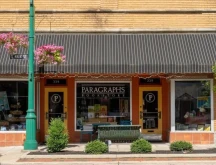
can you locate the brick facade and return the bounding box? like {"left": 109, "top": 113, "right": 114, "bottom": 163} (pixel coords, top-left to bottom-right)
{"left": 0, "top": 0, "right": 216, "bottom": 31}
{"left": 0, "top": 0, "right": 215, "bottom": 146}
{"left": 169, "top": 132, "right": 214, "bottom": 144}
{"left": 1, "top": 13, "right": 216, "bottom": 32}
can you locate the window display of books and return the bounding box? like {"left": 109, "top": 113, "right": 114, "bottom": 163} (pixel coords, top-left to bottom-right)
{"left": 176, "top": 123, "right": 211, "bottom": 131}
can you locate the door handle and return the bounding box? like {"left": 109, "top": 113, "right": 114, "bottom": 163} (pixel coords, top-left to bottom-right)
{"left": 158, "top": 112, "right": 161, "bottom": 119}
{"left": 61, "top": 112, "right": 67, "bottom": 119}
{"left": 62, "top": 104, "right": 67, "bottom": 108}
{"left": 46, "top": 112, "right": 48, "bottom": 119}
{"left": 140, "top": 111, "right": 143, "bottom": 119}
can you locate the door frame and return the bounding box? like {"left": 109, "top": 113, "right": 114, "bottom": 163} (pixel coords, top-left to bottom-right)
{"left": 44, "top": 88, "right": 68, "bottom": 134}
{"left": 139, "top": 87, "right": 162, "bottom": 134}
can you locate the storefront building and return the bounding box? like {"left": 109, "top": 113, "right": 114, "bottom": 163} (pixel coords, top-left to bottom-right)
{"left": 0, "top": 33, "right": 215, "bottom": 146}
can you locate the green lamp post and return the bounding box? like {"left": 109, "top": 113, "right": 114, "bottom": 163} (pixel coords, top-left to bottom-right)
{"left": 24, "top": 0, "right": 38, "bottom": 150}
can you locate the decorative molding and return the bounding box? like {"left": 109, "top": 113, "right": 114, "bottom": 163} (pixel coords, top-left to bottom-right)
{"left": 75, "top": 78, "right": 132, "bottom": 81}
{"left": 1, "top": 9, "right": 216, "bottom": 14}
{"left": 1, "top": 28, "right": 216, "bottom": 33}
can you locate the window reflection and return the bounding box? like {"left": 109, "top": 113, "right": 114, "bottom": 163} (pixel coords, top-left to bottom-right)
{"left": 0, "top": 81, "right": 28, "bottom": 131}
{"left": 175, "top": 81, "right": 211, "bottom": 131}
{"left": 76, "top": 83, "right": 130, "bottom": 129}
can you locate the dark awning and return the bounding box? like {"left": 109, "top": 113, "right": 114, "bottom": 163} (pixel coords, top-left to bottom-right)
{"left": 0, "top": 33, "right": 215, "bottom": 74}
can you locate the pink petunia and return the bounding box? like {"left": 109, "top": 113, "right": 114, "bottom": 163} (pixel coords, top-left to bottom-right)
{"left": 0, "top": 32, "right": 28, "bottom": 54}
{"left": 34, "top": 44, "right": 66, "bottom": 65}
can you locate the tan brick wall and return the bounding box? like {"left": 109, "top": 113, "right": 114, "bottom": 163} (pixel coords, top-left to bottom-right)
{"left": 0, "top": 13, "right": 216, "bottom": 31}
{"left": 0, "top": 0, "right": 216, "bottom": 10}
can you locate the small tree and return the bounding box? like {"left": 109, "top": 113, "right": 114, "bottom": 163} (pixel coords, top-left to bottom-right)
{"left": 46, "top": 118, "right": 69, "bottom": 153}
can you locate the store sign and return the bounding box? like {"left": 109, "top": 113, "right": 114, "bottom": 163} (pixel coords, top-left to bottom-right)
{"left": 139, "top": 78, "right": 161, "bottom": 85}
{"left": 82, "top": 86, "right": 125, "bottom": 93}
{"left": 145, "top": 93, "right": 155, "bottom": 103}
{"left": 82, "top": 86, "right": 126, "bottom": 98}
{"left": 46, "top": 79, "right": 67, "bottom": 85}
{"left": 51, "top": 94, "right": 61, "bottom": 103}
{"left": 78, "top": 83, "right": 130, "bottom": 98}
{"left": 10, "top": 54, "right": 28, "bottom": 60}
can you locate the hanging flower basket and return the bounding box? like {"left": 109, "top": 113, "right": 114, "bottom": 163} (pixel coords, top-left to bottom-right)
{"left": 0, "top": 32, "right": 66, "bottom": 65}
{"left": 0, "top": 32, "right": 28, "bottom": 54}
{"left": 34, "top": 45, "right": 66, "bottom": 65}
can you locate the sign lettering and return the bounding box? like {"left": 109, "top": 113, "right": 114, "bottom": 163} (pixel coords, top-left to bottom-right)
{"left": 139, "top": 78, "right": 161, "bottom": 85}
{"left": 77, "top": 83, "right": 130, "bottom": 98}
{"left": 10, "top": 54, "right": 28, "bottom": 60}
{"left": 46, "top": 79, "right": 67, "bottom": 85}
{"left": 81, "top": 86, "right": 125, "bottom": 94}
{"left": 51, "top": 94, "right": 61, "bottom": 103}
{"left": 145, "top": 93, "right": 155, "bottom": 103}
{"left": 53, "top": 80, "right": 60, "bottom": 84}
{"left": 81, "top": 86, "right": 126, "bottom": 98}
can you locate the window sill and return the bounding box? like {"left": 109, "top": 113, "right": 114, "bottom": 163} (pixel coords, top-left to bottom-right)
{"left": 171, "top": 131, "right": 213, "bottom": 133}
{"left": 0, "top": 131, "right": 26, "bottom": 133}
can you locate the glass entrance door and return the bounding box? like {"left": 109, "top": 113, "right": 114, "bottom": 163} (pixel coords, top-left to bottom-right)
{"left": 45, "top": 88, "right": 68, "bottom": 133}
{"left": 139, "top": 87, "right": 162, "bottom": 134}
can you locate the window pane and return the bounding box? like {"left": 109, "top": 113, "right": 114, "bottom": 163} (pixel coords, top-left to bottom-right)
{"left": 0, "top": 81, "right": 28, "bottom": 131}
{"left": 76, "top": 83, "right": 131, "bottom": 130}
{"left": 18, "top": 81, "right": 28, "bottom": 96}
{"left": 175, "top": 81, "right": 211, "bottom": 131}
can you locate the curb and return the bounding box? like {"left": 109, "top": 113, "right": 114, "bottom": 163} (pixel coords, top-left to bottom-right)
{"left": 2, "top": 162, "right": 216, "bottom": 165}
{"left": 21, "top": 153, "right": 216, "bottom": 159}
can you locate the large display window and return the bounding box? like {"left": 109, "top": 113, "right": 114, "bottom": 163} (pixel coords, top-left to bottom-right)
{"left": 0, "top": 81, "right": 28, "bottom": 131}
{"left": 172, "top": 80, "right": 213, "bottom": 131}
{"left": 76, "top": 82, "right": 131, "bottom": 130}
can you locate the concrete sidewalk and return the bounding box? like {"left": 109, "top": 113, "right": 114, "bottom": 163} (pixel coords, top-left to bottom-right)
{"left": 0, "top": 143, "right": 216, "bottom": 165}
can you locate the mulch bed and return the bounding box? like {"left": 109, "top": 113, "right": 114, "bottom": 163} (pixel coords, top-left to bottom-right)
{"left": 28, "top": 148, "right": 216, "bottom": 155}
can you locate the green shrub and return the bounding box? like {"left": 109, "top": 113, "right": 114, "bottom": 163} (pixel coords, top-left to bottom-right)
{"left": 130, "top": 138, "right": 152, "bottom": 153}
{"left": 46, "top": 118, "right": 69, "bottom": 153}
{"left": 85, "top": 140, "right": 108, "bottom": 154}
{"left": 170, "top": 141, "right": 193, "bottom": 151}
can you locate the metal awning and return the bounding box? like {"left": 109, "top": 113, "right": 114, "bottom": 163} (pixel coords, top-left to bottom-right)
{"left": 0, "top": 33, "right": 216, "bottom": 74}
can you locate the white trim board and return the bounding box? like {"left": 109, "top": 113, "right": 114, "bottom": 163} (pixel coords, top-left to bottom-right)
{"left": 170, "top": 79, "right": 214, "bottom": 132}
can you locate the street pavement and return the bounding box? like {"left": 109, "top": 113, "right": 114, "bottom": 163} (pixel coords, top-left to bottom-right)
{"left": 2, "top": 161, "right": 216, "bottom": 165}
{"left": 0, "top": 143, "right": 216, "bottom": 165}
